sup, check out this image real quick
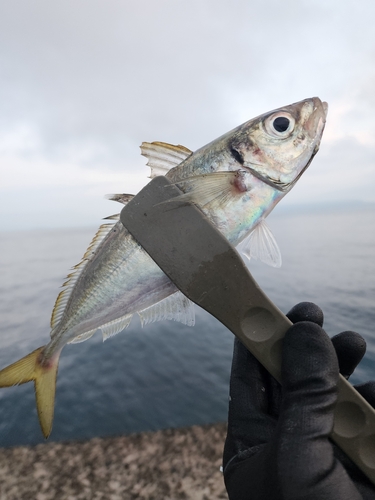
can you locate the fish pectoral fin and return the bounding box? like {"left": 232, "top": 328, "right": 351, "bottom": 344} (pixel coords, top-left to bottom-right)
{"left": 141, "top": 142, "right": 192, "bottom": 178}
{"left": 166, "top": 171, "right": 249, "bottom": 209}
{"left": 238, "top": 220, "right": 282, "bottom": 268}
{"left": 137, "top": 290, "right": 195, "bottom": 327}
{"left": 0, "top": 346, "right": 60, "bottom": 439}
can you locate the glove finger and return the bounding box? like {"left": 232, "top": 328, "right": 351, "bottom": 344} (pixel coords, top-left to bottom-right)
{"left": 286, "top": 302, "right": 324, "bottom": 326}
{"left": 279, "top": 322, "right": 338, "bottom": 451}
{"left": 331, "top": 331, "right": 366, "bottom": 379}
{"left": 275, "top": 322, "right": 361, "bottom": 499}
{"left": 355, "top": 381, "right": 375, "bottom": 408}
{"left": 228, "top": 338, "right": 276, "bottom": 411}
{"left": 223, "top": 338, "right": 280, "bottom": 468}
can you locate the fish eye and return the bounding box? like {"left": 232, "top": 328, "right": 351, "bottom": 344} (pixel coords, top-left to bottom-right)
{"left": 264, "top": 112, "right": 295, "bottom": 138}
{"left": 273, "top": 116, "right": 290, "bottom": 132}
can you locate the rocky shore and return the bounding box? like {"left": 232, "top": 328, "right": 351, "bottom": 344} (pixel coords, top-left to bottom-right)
{"left": 0, "top": 422, "right": 228, "bottom": 500}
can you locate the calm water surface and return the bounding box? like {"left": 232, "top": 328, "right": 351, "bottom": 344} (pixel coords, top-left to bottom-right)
{"left": 0, "top": 206, "right": 374, "bottom": 447}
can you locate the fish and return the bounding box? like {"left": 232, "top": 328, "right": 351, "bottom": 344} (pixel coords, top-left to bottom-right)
{"left": 0, "top": 97, "right": 327, "bottom": 438}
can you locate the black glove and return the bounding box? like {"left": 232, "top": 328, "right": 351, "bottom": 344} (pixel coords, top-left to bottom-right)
{"left": 223, "top": 302, "right": 375, "bottom": 500}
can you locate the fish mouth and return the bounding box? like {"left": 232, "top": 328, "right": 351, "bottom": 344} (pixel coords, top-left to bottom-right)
{"left": 279, "top": 97, "right": 327, "bottom": 190}
{"left": 305, "top": 97, "right": 327, "bottom": 139}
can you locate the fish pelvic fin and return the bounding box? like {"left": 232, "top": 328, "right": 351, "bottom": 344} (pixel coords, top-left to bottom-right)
{"left": 237, "top": 219, "right": 282, "bottom": 268}
{"left": 0, "top": 346, "right": 60, "bottom": 439}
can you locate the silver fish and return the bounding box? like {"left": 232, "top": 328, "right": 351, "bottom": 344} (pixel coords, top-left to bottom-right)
{"left": 0, "top": 97, "right": 327, "bottom": 437}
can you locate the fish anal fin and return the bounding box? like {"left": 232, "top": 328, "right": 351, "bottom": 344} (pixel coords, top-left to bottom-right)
{"left": 100, "top": 314, "right": 133, "bottom": 341}
{"left": 68, "top": 329, "right": 97, "bottom": 344}
{"left": 138, "top": 290, "right": 195, "bottom": 327}
{"left": 141, "top": 142, "right": 192, "bottom": 178}
{"left": 238, "top": 220, "right": 282, "bottom": 268}
{"left": 0, "top": 346, "right": 60, "bottom": 438}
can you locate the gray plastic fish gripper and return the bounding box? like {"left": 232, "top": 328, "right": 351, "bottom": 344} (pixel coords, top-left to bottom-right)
{"left": 120, "top": 176, "right": 375, "bottom": 486}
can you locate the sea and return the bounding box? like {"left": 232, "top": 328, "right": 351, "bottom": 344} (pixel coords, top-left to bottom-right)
{"left": 0, "top": 205, "right": 374, "bottom": 448}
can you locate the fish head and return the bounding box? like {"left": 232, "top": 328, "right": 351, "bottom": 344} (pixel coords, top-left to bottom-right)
{"left": 229, "top": 97, "right": 328, "bottom": 191}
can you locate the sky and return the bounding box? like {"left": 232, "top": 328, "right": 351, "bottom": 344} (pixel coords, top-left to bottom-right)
{"left": 0, "top": 0, "right": 374, "bottom": 231}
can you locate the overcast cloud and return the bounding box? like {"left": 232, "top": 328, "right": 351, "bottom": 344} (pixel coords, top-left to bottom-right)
{"left": 0, "top": 0, "right": 374, "bottom": 230}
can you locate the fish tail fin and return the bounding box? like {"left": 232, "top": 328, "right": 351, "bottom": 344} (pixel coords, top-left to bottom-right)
{"left": 0, "top": 346, "right": 60, "bottom": 438}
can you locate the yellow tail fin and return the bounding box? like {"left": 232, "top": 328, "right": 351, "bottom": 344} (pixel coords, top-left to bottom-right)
{"left": 0, "top": 347, "right": 60, "bottom": 438}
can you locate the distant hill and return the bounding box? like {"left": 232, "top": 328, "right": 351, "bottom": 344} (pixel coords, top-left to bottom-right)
{"left": 273, "top": 200, "right": 375, "bottom": 216}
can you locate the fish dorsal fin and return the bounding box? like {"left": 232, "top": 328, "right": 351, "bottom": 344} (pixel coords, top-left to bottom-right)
{"left": 50, "top": 223, "right": 116, "bottom": 332}
{"left": 105, "top": 193, "right": 134, "bottom": 205}
{"left": 137, "top": 290, "right": 195, "bottom": 327}
{"left": 167, "top": 170, "right": 249, "bottom": 208}
{"left": 141, "top": 142, "right": 192, "bottom": 178}
{"left": 237, "top": 219, "right": 282, "bottom": 268}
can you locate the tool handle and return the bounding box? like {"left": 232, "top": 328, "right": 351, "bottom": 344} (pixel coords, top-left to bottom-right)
{"left": 231, "top": 297, "right": 375, "bottom": 484}
{"left": 121, "top": 176, "right": 375, "bottom": 485}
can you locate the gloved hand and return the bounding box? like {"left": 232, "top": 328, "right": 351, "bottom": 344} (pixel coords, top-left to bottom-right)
{"left": 223, "top": 302, "right": 375, "bottom": 500}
